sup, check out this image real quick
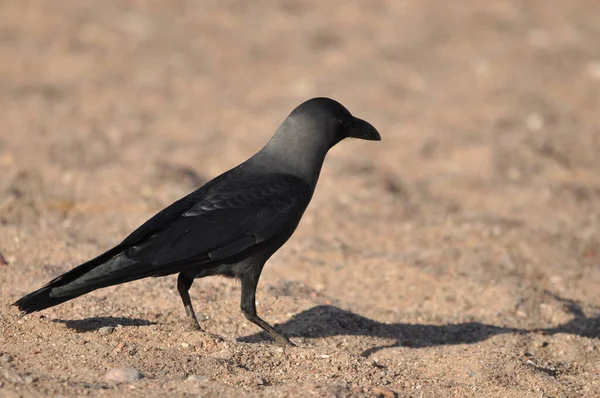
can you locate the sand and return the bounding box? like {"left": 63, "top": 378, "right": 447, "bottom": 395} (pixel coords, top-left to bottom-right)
{"left": 0, "top": 1, "right": 599, "bottom": 397}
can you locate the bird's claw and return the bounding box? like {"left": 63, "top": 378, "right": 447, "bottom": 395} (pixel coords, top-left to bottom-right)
{"left": 187, "top": 318, "right": 203, "bottom": 331}
{"left": 201, "top": 330, "right": 225, "bottom": 342}
{"left": 274, "top": 335, "right": 296, "bottom": 348}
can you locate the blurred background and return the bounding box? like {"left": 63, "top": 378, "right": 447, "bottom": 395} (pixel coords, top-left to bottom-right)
{"left": 0, "top": 1, "right": 599, "bottom": 396}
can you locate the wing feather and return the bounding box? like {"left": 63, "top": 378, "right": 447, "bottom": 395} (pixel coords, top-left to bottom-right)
{"left": 118, "top": 173, "right": 311, "bottom": 270}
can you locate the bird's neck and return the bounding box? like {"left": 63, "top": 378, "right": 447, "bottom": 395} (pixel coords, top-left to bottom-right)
{"left": 257, "top": 124, "right": 329, "bottom": 187}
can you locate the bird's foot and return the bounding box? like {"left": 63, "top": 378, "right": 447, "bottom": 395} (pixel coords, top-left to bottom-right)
{"left": 200, "top": 330, "right": 225, "bottom": 342}
{"left": 273, "top": 334, "right": 296, "bottom": 348}
{"left": 187, "top": 318, "right": 203, "bottom": 332}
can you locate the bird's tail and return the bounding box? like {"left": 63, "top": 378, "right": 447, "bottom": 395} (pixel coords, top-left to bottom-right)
{"left": 12, "top": 285, "right": 72, "bottom": 314}
{"left": 13, "top": 247, "right": 149, "bottom": 314}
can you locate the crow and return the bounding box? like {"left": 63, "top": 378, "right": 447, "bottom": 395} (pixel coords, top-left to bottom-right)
{"left": 13, "top": 97, "right": 381, "bottom": 346}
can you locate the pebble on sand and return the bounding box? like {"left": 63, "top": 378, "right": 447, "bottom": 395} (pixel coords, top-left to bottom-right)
{"left": 0, "top": 354, "right": 13, "bottom": 363}
{"left": 2, "top": 369, "right": 24, "bottom": 384}
{"left": 98, "top": 326, "right": 115, "bottom": 336}
{"left": 371, "top": 386, "right": 397, "bottom": 398}
{"left": 187, "top": 375, "right": 208, "bottom": 383}
{"left": 256, "top": 376, "right": 267, "bottom": 386}
{"left": 104, "top": 367, "right": 144, "bottom": 382}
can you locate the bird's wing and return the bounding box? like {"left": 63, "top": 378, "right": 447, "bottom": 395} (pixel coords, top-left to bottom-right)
{"left": 119, "top": 173, "right": 312, "bottom": 269}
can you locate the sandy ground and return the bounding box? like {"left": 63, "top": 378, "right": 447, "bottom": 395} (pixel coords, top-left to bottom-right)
{"left": 1, "top": 0, "right": 599, "bottom": 397}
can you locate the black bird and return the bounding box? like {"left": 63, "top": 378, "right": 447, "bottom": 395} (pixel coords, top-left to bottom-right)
{"left": 13, "top": 97, "right": 381, "bottom": 346}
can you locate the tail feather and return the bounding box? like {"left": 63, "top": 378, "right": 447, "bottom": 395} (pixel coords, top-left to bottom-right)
{"left": 13, "top": 244, "right": 193, "bottom": 314}
{"left": 12, "top": 285, "right": 77, "bottom": 314}
{"left": 13, "top": 246, "right": 127, "bottom": 314}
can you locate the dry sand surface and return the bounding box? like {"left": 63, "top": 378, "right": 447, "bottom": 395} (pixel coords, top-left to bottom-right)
{"left": 1, "top": 1, "right": 600, "bottom": 397}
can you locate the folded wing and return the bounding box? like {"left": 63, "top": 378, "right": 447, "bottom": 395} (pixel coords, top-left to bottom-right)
{"left": 120, "top": 173, "right": 312, "bottom": 269}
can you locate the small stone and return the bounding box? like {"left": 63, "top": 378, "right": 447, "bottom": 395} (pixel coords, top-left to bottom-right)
{"left": 0, "top": 355, "right": 13, "bottom": 363}
{"left": 372, "top": 386, "right": 397, "bottom": 398}
{"left": 196, "top": 313, "right": 208, "bottom": 322}
{"left": 516, "top": 310, "right": 528, "bottom": 318}
{"left": 2, "top": 369, "right": 24, "bottom": 384}
{"left": 587, "top": 62, "right": 600, "bottom": 80}
{"left": 181, "top": 342, "right": 190, "bottom": 348}
{"left": 256, "top": 377, "right": 267, "bottom": 386}
{"left": 98, "top": 326, "right": 115, "bottom": 336}
{"left": 0, "top": 251, "right": 8, "bottom": 266}
{"left": 526, "top": 113, "right": 544, "bottom": 131}
{"left": 24, "top": 375, "right": 36, "bottom": 384}
{"left": 104, "top": 367, "right": 144, "bottom": 382}
{"left": 187, "top": 375, "right": 208, "bottom": 383}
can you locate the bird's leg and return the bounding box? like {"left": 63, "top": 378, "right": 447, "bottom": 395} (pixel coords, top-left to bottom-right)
{"left": 177, "top": 273, "right": 202, "bottom": 331}
{"left": 240, "top": 272, "right": 296, "bottom": 347}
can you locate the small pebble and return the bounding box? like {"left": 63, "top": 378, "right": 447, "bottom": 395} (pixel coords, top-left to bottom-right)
{"left": 24, "top": 375, "right": 36, "bottom": 384}
{"left": 0, "top": 251, "right": 8, "bottom": 266}
{"left": 587, "top": 61, "right": 600, "bottom": 80}
{"left": 181, "top": 342, "right": 190, "bottom": 348}
{"left": 256, "top": 377, "right": 267, "bottom": 386}
{"left": 372, "top": 386, "right": 397, "bottom": 398}
{"left": 98, "top": 326, "right": 115, "bottom": 336}
{"left": 187, "top": 375, "right": 208, "bottom": 383}
{"left": 196, "top": 313, "right": 208, "bottom": 321}
{"left": 0, "top": 355, "right": 13, "bottom": 363}
{"left": 104, "top": 367, "right": 144, "bottom": 382}
{"left": 525, "top": 112, "right": 544, "bottom": 131}
{"left": 2, "top": 369, "right": 24, "bottom": 384}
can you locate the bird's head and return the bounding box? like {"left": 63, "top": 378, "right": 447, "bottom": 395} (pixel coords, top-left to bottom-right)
{"left": 288, "top": 97, "right": 381, "bottom": 149}
{"left": 261, "top": 97, "right": 381, "bottom": 182}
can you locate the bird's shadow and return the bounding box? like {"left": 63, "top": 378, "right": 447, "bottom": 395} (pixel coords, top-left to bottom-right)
{"left": 239, "top": 292, "right": 599, "bottom": 357}
{"left": 537, "top": 292, "right": 600, "bottom": 339}
{"left": 53, "top": 317, "right": 157, "bottom": 332}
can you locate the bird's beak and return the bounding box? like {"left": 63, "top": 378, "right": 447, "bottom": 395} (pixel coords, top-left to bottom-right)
{"left": 348, "top": 117, "right": 381, "bottom": 141}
